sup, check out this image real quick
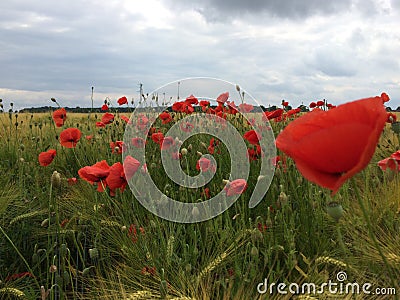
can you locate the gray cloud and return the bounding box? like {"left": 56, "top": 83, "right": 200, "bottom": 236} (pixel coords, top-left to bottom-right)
{"left": 165, "top": 0, "right": 354, "bottom": 20}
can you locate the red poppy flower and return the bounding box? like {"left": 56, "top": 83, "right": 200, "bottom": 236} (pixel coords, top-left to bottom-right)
{"left": 202, "top": 187, "right": 210, "bottom": 199}
{"left": 276, "top": 95, "right": 388, "bottom": 194}
{"left": 171, "top": 151, "right": 182, "bottom": 160}
{"left": 282, "top": 101, "right": 289, "bottom": 107}
{"left": 38, "top": 149, "right": 56, "bottom": 166}
{"left": 110, "top": 141, "right": 124, "bottom": 154}
{"left": 208, "top": 138, "right": 220, "bottom": 154}
{"left": 224, "top": 179, "right": 247, "bottom": 196}
{"left": 243, "top": 130, "right": 260, "bottom": 145}
{"left": 106, "top": 162, "right": 127, "bottom": 193}
{"left": 381, "top": 92, "right": 390, "bottom": 102}
{"left": 78, "top": 160, "right": 110, "bottom": 192}
{"left": 161, "top": 136, "right": 175, "bottom": 150}
{"left": 59, "top": 128, "right": 81, "bottom": 148}
{"left": 52, "top": 108, "right": 67, "bottom": 127}
{"left": 247, "top": 145, "right": 262, "bottom": 161}
{"left": 101, "top": 104, "right": 109, "bottom": 111}
{"left": 118, "top": 96, "right": 128, "bottom": 105}
{"left": 309, "top": 102, "right": 317, "bottom": 108}
{"left": 216, "top": 92, "right": 229, "bottom": 104}
{"left": 101, "top": 113, "right": 114, "bottom": 124}
{"left": 123, "top": 155, "right": 141, "bottom": 180}
{"left": 378, "top": 150, "right": 400, "bottom": 172}
{"left": 326, "top": 103, "right": 336, "bottom": 109}
{"left": 387, "top": 112, "right": 397, "bottom": 123}
{"left": 129, "top": 224, "right": 145, "bottom": 243}
{"left": 316, "top": 100, "right": 325, "bottom": 106}
{"left": 185, "top": 94, "right": 198, "bottom": 105}
{"left": 121, "top": 115, "right": 130, "bottom": 123}
{"left": 151, "top": 132, "right": 164, "bottom": 145}
{"left": 239, "top": 103, "right": 254, "bottom": 113}
{"left": 172, "top": 101, "right": 183, "bottom": 112}
{"left": 159, "top": 111, "right": 172, "bottom": 124}
{"left": 263, "top": 108, "right": 284, "bottom": 121}
{"left": 199, "top": 100, "right": 210, "bottom": 107}
{"left": 67, "top": 177, "right": 77, "bottom": 185}
{"left": 196, "top": 157, "right": 216, "bottom": 173}
{"left": 271, "top": 155, "right": 287, "bottom": 171}
{"left": 137, "top": 115, "right": 149, "bottom": 131}
{"left": 287, "top": 108, "right": 301, "bottom": 117}
{"left": 96, "top": 122, "right": 105, "bottom": 127}
{"left": 131, "top": 137, "right": 146, "bottom": 148}
{"left": 86, "top": 135, "right": 93, "bottom": 140}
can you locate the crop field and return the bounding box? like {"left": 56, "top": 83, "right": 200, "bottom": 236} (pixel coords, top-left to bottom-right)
{"left": 0, "top": 93, "right": 399, "bottom": 300}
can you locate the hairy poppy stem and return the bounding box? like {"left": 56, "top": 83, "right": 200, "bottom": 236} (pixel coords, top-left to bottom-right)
{"left": 352, "top": 179, "right": 399, "bottom": 295}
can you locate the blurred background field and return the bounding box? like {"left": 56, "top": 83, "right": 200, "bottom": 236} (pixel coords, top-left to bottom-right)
{"left": 0, "top": 108, "right": 399, "bottom": 299}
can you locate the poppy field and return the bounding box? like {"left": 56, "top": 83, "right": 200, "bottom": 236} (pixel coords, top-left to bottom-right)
{"left": 0, "top": 89, "right": 399, "bottom": 299}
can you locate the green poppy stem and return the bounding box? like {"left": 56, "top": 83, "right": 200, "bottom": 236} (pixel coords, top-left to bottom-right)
{"left": 351, "top": 178, "right": 398, "bottom": 295}
{"left": 0, "top": 225, "right": 41, "bottom": 290}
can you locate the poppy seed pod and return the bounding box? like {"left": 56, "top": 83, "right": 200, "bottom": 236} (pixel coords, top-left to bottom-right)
{"left": 51, "top": 171, "right": 61, "bottom": 188}
{"left": 326, "top": 201, "right": 344, "bottom": 222}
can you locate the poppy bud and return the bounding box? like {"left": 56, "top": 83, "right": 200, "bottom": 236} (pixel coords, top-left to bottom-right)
{"left": 19, "top": 158, "right": 25, "bottom": 163}
{"left": 251, "top": 228, "right": 263, "bottom": 242}
{"left": 236, "top": 84, "right": 241, "bottom": 92}
{"left": 89, "top": 248, "right": 99, "bottom": 259}
{"left": 185, "top": 263, "right": 192, "bottom": 272}
{"left": 278, "top": 191, "right": 288, "bottom": 206}
{"left": 82, "top": 267, "right": 91, "bottom": 276}
{"left": 326, "top": 201, "right": 344, "bottom": 222}
{"left": 121, "top": 225, "right": 127, "bottom": 232}
{"left": 49, "top": 264, "right": 57, "bottom": 273}
{"left": 63, "top": 270, "right": 70, "bottom": 282}
{"left": 181, "top": 148, "right": 188, "bottom": 156}
{"left": 250, "top": 245, "right": 259, "bottom": 257}
{"left": 41, "top": 218, "right": 49, "bottom": 227}
{"left": 51, "top": 171, "right": 61, "bottom": 188}
{"left": 222, "top": 179, "right": 230, "bottom": 185}
{"left": 196, "top": 151, "right": 203, "bottom": 157}
{"left": 191, "top": 206, "right": 200, "bottom": 217}
{"left": 188, "top": 144, "right": 193, "bottom": 151}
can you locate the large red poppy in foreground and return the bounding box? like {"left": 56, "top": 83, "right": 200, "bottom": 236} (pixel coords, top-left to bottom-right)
{"left": 276, "top": 94, "right": 388, "bottom": 194}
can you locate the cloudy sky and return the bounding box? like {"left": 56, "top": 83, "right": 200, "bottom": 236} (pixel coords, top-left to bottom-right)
{"left": 1, "top": 0, "right": 399, "bottom": 110}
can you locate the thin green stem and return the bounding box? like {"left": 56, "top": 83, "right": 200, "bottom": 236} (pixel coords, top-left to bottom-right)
{"left": 0, "top": 225, "right": 41, "bottom": 290}
{"left": 352, "top": 179, "right": 398, "bottom": 294}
